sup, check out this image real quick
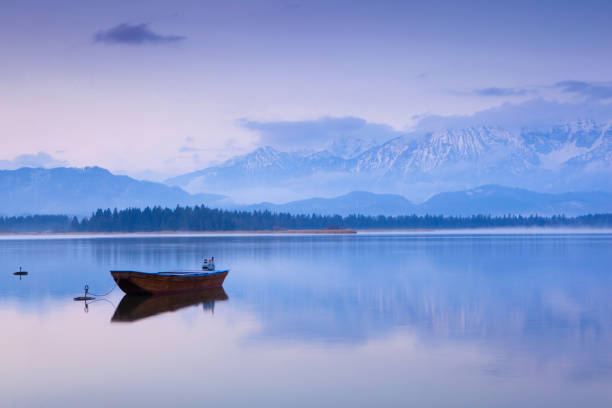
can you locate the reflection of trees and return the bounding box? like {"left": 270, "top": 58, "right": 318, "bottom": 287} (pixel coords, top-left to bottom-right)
{"left": 86, "top": 235, "right": 612, "bottom": 351}
{"left": 4, "top": 235, "right": 609, "bottom": 380}
{"left": 236, "top": 273, "right": 612, "bottom": 380}
{"left": 239, "top": 277, "right": 612, "bottom": 346}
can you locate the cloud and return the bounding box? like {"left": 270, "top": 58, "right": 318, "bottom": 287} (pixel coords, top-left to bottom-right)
{"left": 414, "top": 98, "right": 612, "bottom": 132}
{"left": 240, "top": 116, "right": 404, "bottom": 151}
{"left": 555, "top": 80, "right": 612, "bottom": 100}
{"left": 0, "top": 152, "right": 67, "bottom": 170}
{"left": 474, "top": 87, "right": 528, "bottom": 97}
{"left": 179, "top": 146, "right": 201, "bottom": 153}
{"left": 93, "top": 23, "right": 185, "bottom": 45}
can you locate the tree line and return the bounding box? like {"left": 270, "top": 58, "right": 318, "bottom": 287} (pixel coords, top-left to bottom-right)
{"left": 1, "top": 205, "right": 612, "bottom": 232}
{"left": 0, "top": 215, "right": 72, "bottom": 232}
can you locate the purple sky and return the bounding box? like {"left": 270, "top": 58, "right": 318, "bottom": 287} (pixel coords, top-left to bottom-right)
{"left": 1, "top": 0, "right": 611, "bottom": 179}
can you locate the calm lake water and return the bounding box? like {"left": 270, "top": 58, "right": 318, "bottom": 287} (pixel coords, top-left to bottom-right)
{"left": 1, "top": 233, "right": 612, "bottom": 407}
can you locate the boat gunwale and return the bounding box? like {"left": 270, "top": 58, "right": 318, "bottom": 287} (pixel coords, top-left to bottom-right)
{"left": 111, "top": 269, "right": 229, "bottom": 278}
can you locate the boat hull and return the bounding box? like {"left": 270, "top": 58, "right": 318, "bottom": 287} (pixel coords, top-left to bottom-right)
{"left": 110, "top": 270, "right": 228, "bottom": 295}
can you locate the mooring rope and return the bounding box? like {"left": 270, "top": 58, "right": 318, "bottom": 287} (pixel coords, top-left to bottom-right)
{"left": 86, "top": 282, "right": 118, "bottom": 297}
{"left": 88, "top": 297, "right": 116, "bottom": 308}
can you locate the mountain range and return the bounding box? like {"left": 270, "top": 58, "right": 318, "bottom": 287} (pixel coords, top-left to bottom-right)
{"left": 238, "top": 186, "right": 612, "bottom": 217}
{"left": 2, "top": 165, "right": 609, "bottom": 217}
{"left": 166, "top": 120, "right": 612, "bottom": 203}
{"left": 3, "top": 117, "right": 612, "bottom": 221}
{"left": 0, "top": 167, "right": 224, "bottom": 216}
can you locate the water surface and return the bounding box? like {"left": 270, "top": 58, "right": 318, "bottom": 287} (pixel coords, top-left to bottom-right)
{"left": 1, "top": 233, "right": 612, "bottom": 407}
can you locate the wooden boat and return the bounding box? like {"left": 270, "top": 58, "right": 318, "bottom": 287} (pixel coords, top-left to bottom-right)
{"left": 111, "top": 287, "right": 228, "bottom": 322}
{"left": 110, "top": 269, "right": 228, "bottom": 295}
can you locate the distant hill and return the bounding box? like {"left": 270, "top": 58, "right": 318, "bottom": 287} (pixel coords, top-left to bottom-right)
{"left": 1, "top": 167, "right": 610, "bottom": 217}
{"left": 239, "top": 191, "right": 416, "bottom": 216}
{"left": 232, "top": 186, "right": 612, "bottom": 217}
{"left": 0, "top": 167, "right": 224, "bottom": 215}
{"left": 419, "top": 185, "right": 612, "bottom": 216}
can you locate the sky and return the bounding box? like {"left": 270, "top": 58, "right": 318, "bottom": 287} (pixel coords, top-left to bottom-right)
{"left": 1, "top": 0, "right": 611, "bottom": 179}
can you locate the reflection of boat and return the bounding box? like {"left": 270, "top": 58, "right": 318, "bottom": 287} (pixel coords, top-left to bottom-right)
{"left": 111, "top": 287, "right": 229, "bottom": 322}
{"left": 110, "top": 270, "right": 228, "bottom": 295}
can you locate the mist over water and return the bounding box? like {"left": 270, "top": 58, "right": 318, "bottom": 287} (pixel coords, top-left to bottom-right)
{"left": 1, "top": 233, "right": 612, "bottom": 407}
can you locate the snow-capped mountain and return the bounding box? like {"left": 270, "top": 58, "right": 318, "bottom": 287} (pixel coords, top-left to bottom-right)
{"left": 350, "top": 126, "right": 538, "bottom": 176}
{"left": 165, "top": 121, "right": 612, "bottom": 202}
{"left": 323, "top": 136, "right": 379, "bottom": 159}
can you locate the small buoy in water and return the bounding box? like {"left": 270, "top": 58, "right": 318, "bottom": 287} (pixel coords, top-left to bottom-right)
{"left": 13, "top": 266, "right": 28, "bottom": 276}
{"left": 73, "top": 284, "right": 95, "bottom": 301}
{"left": 73, "top": 296, "right": 95, "bottom": 301}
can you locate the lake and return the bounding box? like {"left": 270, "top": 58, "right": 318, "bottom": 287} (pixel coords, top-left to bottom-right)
{"left": 1, "top": 233, "right": 612, "bottom": 407}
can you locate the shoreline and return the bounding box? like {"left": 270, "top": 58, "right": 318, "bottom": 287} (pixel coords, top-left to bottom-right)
{"left": 1, "top": 227, "right": 612, "bottom": 239}
{"left": 0, "top": 228, "right": 358, "bottom": 237}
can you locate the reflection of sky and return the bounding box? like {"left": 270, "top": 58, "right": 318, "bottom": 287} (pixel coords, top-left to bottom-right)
{"left": 1, "top": 235, "right": 612, "bottom": 406}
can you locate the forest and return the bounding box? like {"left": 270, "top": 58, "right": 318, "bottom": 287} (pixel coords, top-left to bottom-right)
{"left": 1, "top": 205, "right": 612, "bottom": 232}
